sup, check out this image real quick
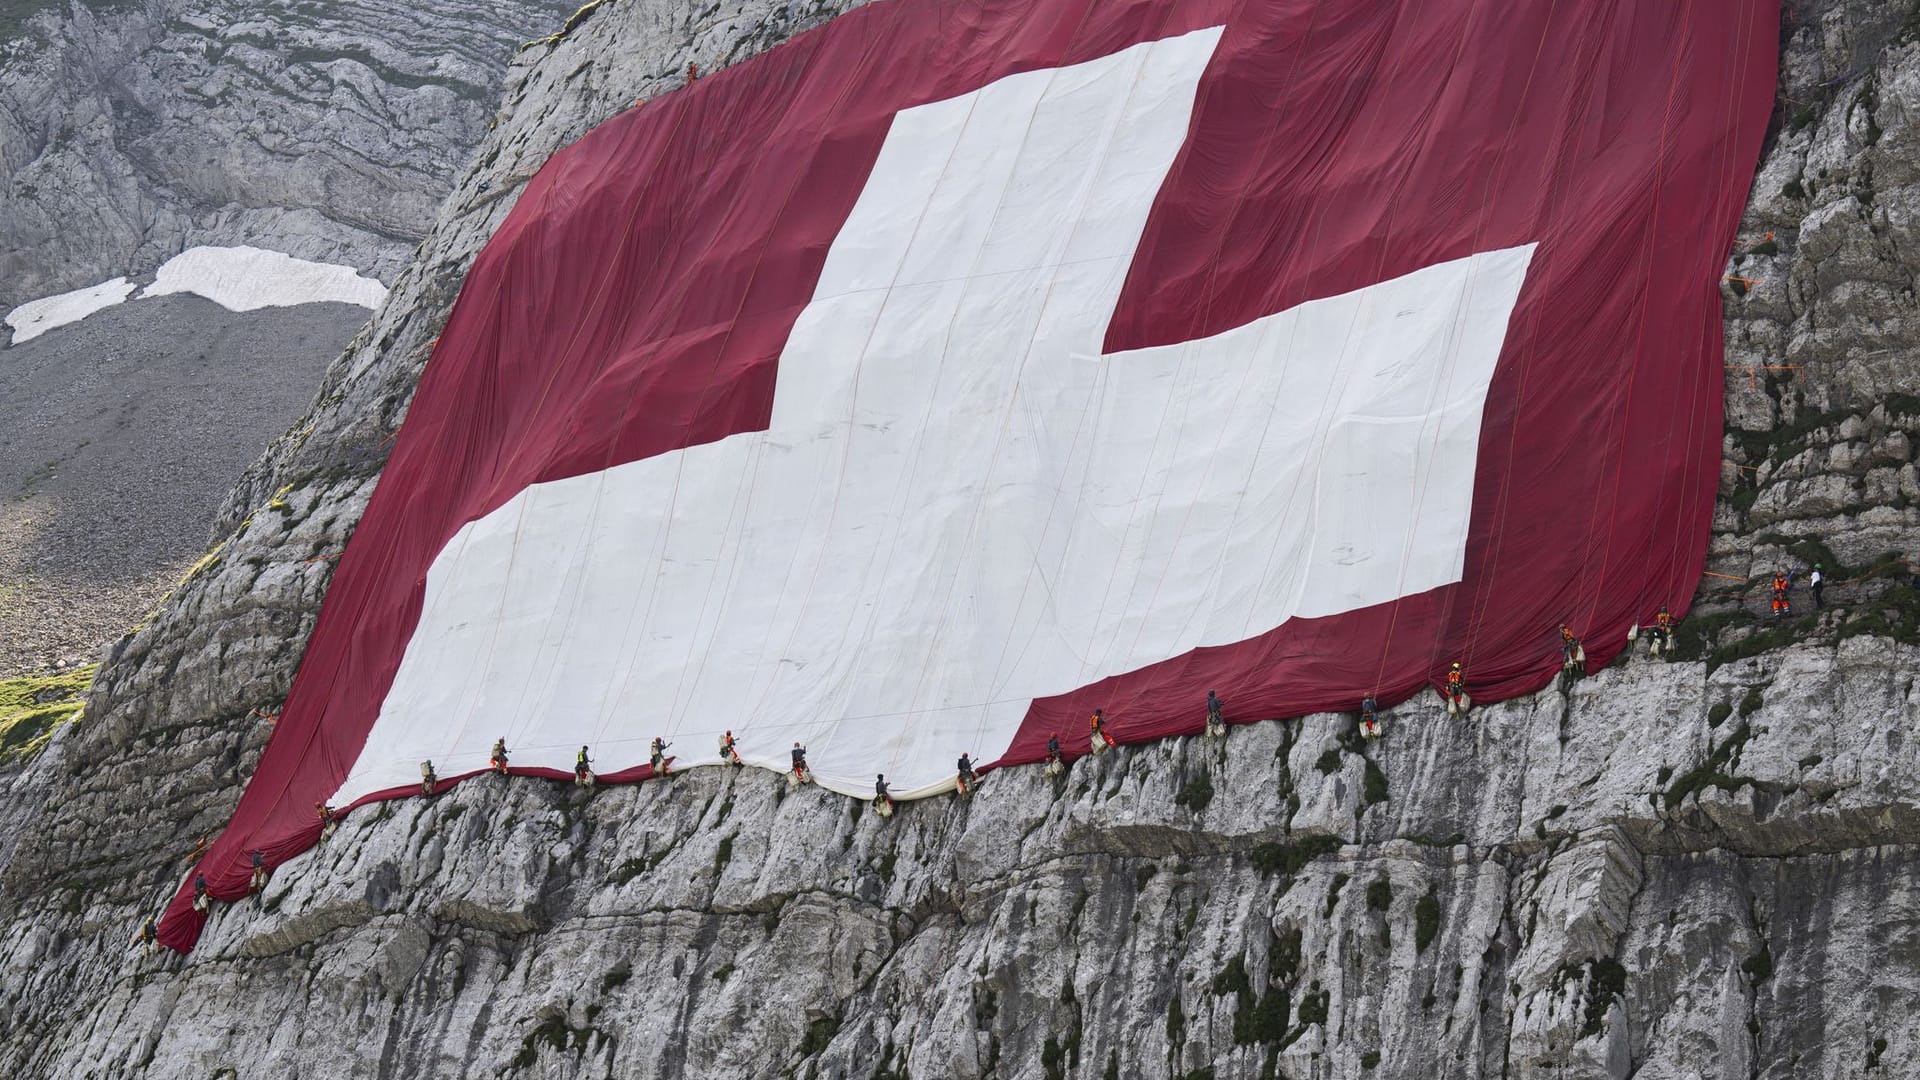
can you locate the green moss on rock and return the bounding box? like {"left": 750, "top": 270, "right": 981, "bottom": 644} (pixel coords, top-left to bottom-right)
{"left": 0, "top": 665, "right": 93, "bottom": 765}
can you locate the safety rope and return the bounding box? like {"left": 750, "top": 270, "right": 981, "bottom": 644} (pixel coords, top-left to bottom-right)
{"left": 1637, "top": 0, "right": 1748, "bottom": 630}
{"left": 1454, "top": 0, "right": 1614, "bottom": 689}
{"left": 897, "top": 0, "right": 1172, "bottom": 772}
{"left": 593, "top": 4, "right": 915, "bottom": 766}
{"left": 260, "top": 153, "right": 574, "bottom": 835}
{"left": 1106, "top": 0, "right": 1323, "bottom": 703}
{"left": 1360, "top": 0, "right": 1537, "bottom": 704}
{"left": 991, "top": 0, "right": 1266, "bottom": 747}
{"left": 1573, "top": 0, "right": 1695, "bottom": 637}
{"left": 458, "top": 82, "right": 713, "bottom": 778}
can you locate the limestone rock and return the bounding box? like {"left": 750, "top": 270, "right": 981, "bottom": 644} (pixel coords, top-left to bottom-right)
{"left": 0, "top": 1, "right": 1918, "bottom": 1078}
{"left": 0, "top": 0, "right": 580, "bottom": 309}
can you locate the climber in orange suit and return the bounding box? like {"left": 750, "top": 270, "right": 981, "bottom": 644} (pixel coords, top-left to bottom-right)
{"left": 1090, "top": 708, "right": 1116, "bottom": 750}
{"left": 1443, "top": 662, "right": 1468, "bottom": 715}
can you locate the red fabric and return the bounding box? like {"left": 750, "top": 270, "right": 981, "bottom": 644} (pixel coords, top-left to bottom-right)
{"left": 161, "top": 0, "right": 1776, "bottom": 951}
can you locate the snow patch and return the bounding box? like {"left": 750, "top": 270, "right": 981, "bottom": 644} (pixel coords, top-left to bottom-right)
{"left": 141, "top": 246, "right": 389, "bottom": 312}
{"left": 5, "top": 278, "right": 137, "bottom": 344}
{"left": 5, "top": 246, "right": 388, "bottom": 346}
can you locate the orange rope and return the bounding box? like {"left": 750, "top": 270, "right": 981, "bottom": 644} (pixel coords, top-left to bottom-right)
{"left": 1725, "top": 363, "right": 1803, "bottom": 389}
{"left": 1574, "top": 0, "right": 1694, "bottom": 640}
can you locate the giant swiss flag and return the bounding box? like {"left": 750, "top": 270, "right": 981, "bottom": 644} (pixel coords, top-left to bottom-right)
{"left": 163, "top": 0, "right": 1777, "bottom": 950}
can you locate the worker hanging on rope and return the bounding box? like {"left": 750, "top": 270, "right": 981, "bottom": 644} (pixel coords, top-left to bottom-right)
{"left": 650, "top": 736, "right": 672, "bottom": 777}
{"left": 956, "top": 752, "right": 977, "bottom": 797}
{"left": 875, "top": 774, "right": 894, "bottom": 818}
{"left": 249, "top": 850, "right": 268, "bottom": 894}
{"left": 1810, "top": 564, "right": 1825, "bottom": 608}
{"left": 420, "top": 759, "right": 437, "bottom": 797}
{"left": 789, "top": 742, "right": 811, "bottom": 787}
{"left": 1089, "top": 708, "right": 1116, "bottom": 754}
{"left": 1044, "top": 732, "right": 1065, "bottom": 776}
{"left": 688, "top": 61, "right": 699, "bottom": 82}
{"left": 575, "top": 746, "right": 595, "bottom": 788}
{"left": 1443, "top": 662, "right": 1470, "bottom": 716}
{"left": 1360, "top": 695, "right": 1380, "bottom": 740}
{"left": 1771, "top": 569, "right": 1792, "bottom": 617}
{"left": 136, "top": 915, "right": 159, "bottom": 956}
{"left": 1559, "top": 625, "right": 1585, "bottom": 671}
{"left": 719, "top": 729, "right": 742, "bottom": 766}
{"left": 1646, "top": 606, "right": 1675, "bottom": 657}
{"left": 490, "top": 737, "right": 509, "bottom": 775}
{"left": 1204, "top": 690, "right": 1226, "bottom": 739}
{"left": 192, "top": 872, "right": 211, "bottom": 913}
{"left": 315, "top": 801, "right": 337, "bottom": 841}
{"left": 187, "top": 832, "right": 210, "bottom": 865}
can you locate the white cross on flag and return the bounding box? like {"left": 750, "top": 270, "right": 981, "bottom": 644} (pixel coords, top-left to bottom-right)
{"left": 164, "top": 0, "right": 1775, "bottom": 950}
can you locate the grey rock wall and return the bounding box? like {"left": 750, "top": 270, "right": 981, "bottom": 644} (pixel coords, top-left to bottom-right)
{"left": 1, "top": 1, "right": 1918, "bottom": 1078}
{"left": 0, "top": 0, "right": 578, "bottom": 309}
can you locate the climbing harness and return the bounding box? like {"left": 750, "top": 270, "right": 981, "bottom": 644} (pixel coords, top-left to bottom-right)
{"left": 1088, "top": 709, "right": 1115, "bottom": 755}
{"left": 1442, "top": 664, "right": 1470, "bottom": 716}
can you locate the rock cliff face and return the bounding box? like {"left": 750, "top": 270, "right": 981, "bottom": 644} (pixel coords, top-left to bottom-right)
{"left": 2, "top": 1, "right": 1919, "bottom": 1078}
{"left": 0, "top": 293, "right": 370, "bottom": 677}
{"left": 0, "top": 0, "right": 577, "bottom": 309}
